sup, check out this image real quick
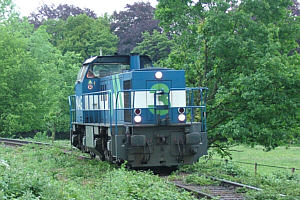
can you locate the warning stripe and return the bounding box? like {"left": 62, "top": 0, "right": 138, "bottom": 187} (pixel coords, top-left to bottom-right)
{"left": 116, "top": 75, "right": 123, "bottom": 108}
{"left": 112, "top": 75, "right": 123, "bottom": 109}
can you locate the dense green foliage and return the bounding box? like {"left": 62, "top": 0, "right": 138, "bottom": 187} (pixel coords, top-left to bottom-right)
{"left": 0, "top": 145, "right": 194, "bottom": 199}
{"left": 0, "top": 0, "right": 117, "bottom": 136}
{"left": 0, "top": 17, "right": 80, "bottom": 135}
{"left": 133, "top": 30, "right": 174, "bottom": 63}
{"left": 156, "top": 0, "right": 300, "bottom": 151}
{"left": 44, "top": 15, "right": 118, "bottom": 59}
{"left": 0, "top": 24, "right": 43, "bottom": 134}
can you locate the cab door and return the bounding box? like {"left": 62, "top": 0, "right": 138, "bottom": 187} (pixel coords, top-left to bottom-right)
{"left": 146, "top": 80, "right": 172, "bottom": 124}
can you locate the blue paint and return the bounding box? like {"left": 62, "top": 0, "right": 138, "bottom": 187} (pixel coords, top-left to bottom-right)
{"left": 130, "top": 53, "right": 140, "bottom": 70}
{"left": 69, "top": 55, "right": 207, "bottom": 131}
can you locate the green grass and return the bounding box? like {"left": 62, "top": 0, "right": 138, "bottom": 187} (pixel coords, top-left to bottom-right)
{"left": 220, "top": 145, "right": 300, "bottom": 176}
{"left": 0, "top": 145, "right": 195, "bottom": 200}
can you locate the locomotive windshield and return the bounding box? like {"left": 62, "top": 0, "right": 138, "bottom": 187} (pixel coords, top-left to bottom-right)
{"left": 89, "top": 63, "right": 130, "bottom": 78}
{"left": 76, "top": 65, "right": 88, "bottom": 82}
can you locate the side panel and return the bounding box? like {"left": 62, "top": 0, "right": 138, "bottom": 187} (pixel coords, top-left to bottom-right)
{"left": 85, "top": 126, "right": 95, "bottom": 148}
{"left": 115, "top": 135, "right": 127, "bottom": 159}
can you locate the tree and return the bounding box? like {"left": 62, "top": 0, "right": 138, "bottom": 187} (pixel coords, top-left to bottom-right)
{"left": 42, "top": 14, "right": 118, "bottom": 59}
{"left": 289, "top": 0, "right": 300, "bottom": 54}
{"left": 290, "top": 0, "right": 300, "bottom": 16}
{"left": 0, "top": 1, "right": 43, "bottom": 136}
{"left": 111, "top": 2, "right": 160, "bottom": 54}
{"left": 0, "top": 0, "right": 81, "bottom": 137}
{"left": 28, "top": 4, "right": 97, "bottom": 28}
{"left": 0, "top": 24, "right": 44, "bottom": 135}
{"left": 156, "top": 0, "right": 300, "bottom": 153}
{"left": 28, "top": 26, "right": 81, "bottom": 137}
{"left": 0, "top": 0, "right": 19, "bottom": 23}
{"left": 43, "top": 14, "right": 118, "bottom": 59}
{"left": 132, "top": 30, "right": 174, "bottom": 63}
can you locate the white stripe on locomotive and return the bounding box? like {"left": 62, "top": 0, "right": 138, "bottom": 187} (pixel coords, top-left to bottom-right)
{"left": 131, "top": 90, "right": 186, "bottom": 108}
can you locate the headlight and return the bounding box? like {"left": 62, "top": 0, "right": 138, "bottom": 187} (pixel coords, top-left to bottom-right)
{"left": 134, "top": 115, "right": 142, "bottom": 123}
{"left": 155, "top": 71, "right": 163, "bottom": 79}
{"left": 178, "top": 114, "right": 186, "bottom": 122}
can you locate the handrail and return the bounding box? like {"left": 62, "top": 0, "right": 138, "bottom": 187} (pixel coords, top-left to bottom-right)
{"left": 69, "top": 87, "right": 208, "bottom": 132}
{"left": 68, "top": 90, "right": 113, "bottom": 128}
{"left": 115, "top": 87, "right": 207, "bottom": 131}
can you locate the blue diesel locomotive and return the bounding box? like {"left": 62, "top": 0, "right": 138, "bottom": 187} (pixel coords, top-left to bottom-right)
{"left": 69, "top": 54, "right": 208, "bottom": 168}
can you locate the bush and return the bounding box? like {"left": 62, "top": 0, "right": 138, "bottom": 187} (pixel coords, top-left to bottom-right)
{"left": 33, "top": 131, "right": 49, "bottom": 142}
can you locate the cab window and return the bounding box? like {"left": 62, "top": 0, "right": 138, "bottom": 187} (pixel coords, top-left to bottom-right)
{"left": 90, "top": 63, "right": 130, "bottom": 78}
{"left": 76, "top": 65, "right": 88, "bottom": 82}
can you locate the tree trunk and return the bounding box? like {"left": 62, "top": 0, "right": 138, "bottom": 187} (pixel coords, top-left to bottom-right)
{"left": 52, "top": 124, "right": 56, "bottom": 144}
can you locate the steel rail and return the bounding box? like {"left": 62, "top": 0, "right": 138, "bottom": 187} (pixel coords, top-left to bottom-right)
{"left": 172, "top": 179, "right": 245, "bottom": 200}
{"left": 170, "top": 173, "right": 289, "bottom": 200}
{"left": 208, "top": 176, "right": 262, "bottom": 191}
{"left": 0, "top": 137, "right": 91, "bottom": 161}
{"left": 172, "top": 180, "right": 215, "bottom": 199}
{"left": 207, "top": 175, "right": 287, "bottom": 198}
{"left": 0, "top": 137, "right": 50, "bottom": 146}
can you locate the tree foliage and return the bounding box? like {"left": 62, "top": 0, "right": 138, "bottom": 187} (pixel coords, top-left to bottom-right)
{"left": 28, "top": 27, "right": 81, "bottom": 135}
{"left": 28, "top": 4, "right": 118, "bottom": 60}
{"left": 44, "top": 14, "right": 118, "bottom": 59}
{"left": 0, "top": 0, "right": 18, "bottom": 23}
{"left": 0, "top": 1, "right": 81, "bottom": 136}
{"left": 290, "top": 0, "right": 300, "bottom": 16}
{"left": 28, "top": 4, "right": 97, "bottom": 28}
{"left": 111, "top": 2, "right": 160, "bottom": 54}
{"left": 0, "top": 1, "right": 120, "bottom": 137}
{"left": 289, "top": 0, "right": 300, "bottom": 54}
{"left": 0, "top": 24, "right": 42, "bottom": 134}
{"left": 133, "top": 30, "right": 174, "bottom": 63}
{"left": 156, "top": 0, "right": 300, "bottom": 151}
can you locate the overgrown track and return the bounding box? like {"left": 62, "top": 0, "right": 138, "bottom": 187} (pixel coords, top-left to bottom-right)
{"left": 168, "top": 173, "right": 283, "bottom": 200}
{"left": 0, "top": 137, "right": 50, "bottom": 147}
{"left": 170, "top": 174, "right": 288, "bottom": 199}
{"left": 0, "top": 137, "right": 91, "bottom": 160}
{"left": 172, "top": 179, "right": 245, "bottom": 199}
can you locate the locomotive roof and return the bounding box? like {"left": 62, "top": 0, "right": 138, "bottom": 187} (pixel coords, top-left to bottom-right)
{"left": 83, "top": 55, "right": 152, "bottom": 66}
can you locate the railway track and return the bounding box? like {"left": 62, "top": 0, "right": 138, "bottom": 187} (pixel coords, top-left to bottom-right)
{"left": 0, "top": 137, "right": 91, "bottom": 160}
{"left": 172, "top": 179, "right": 245, "bottom": 199}
{"left": 170, "top": 174, "right": 287, "bottom": 200}
{"left": 0, "top": 137, "right": 50, "bottom": 147}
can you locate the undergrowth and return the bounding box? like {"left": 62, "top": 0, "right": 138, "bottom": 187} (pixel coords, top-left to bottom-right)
{"left": 0, "top": 145, "right": 195, "bottom": 200}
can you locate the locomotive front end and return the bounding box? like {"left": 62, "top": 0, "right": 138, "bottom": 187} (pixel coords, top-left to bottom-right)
{"left": 69, "top": 54, "right": 207, "bottom": 168}
{"left": 119, "top": 68, "right": 207, "bottom": 167}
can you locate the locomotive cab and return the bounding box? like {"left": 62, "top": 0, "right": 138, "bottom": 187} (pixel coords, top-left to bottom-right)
{"left": 69, "top": 54, "right": 208, "bottom": 168}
